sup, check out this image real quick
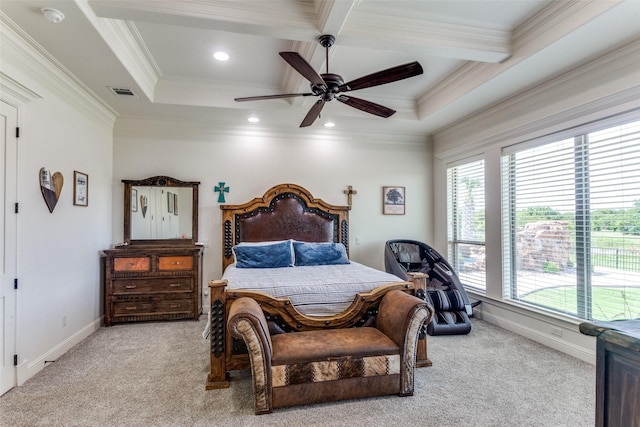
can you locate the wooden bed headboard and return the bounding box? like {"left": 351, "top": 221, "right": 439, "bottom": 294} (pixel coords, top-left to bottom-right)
{"left": 220, "top": 183, "right": 350, "bottom": 270}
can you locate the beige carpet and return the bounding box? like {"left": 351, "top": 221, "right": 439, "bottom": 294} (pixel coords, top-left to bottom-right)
{"left": 1, "top": 317, "right": 594, "bottom": 426}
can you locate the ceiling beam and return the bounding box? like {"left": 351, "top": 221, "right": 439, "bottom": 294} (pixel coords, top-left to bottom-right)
{"left": 415, "top": 0, "right": 624, "bottom": 122}
{"left": 88, "top": 0, "right": 513, "bottom": 62}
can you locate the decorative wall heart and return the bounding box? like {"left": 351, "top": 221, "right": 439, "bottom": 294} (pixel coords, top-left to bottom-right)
{"left": 40, "top": 167, "right": 63, "bottom": 213}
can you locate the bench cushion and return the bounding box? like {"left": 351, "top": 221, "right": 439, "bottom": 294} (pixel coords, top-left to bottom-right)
{"left": 270, "top": 327, "right": 400, "bottom": 387}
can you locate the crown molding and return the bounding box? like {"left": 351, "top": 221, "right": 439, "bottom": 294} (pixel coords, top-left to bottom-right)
{"left": 0, "top": 11, "right": 116, "bottom": 128}
{"left": 0, "top": 72, "right": 42, "bottom": 104}
{"left": 432, "top": 39, "right": 640, "bottom": 160}
{"left": 416, "top": 0, "right": 623, "bottom": 123}
{"left": 77, "top": 0, "right": 160, "bottom": 101}
{"left": 513, "top": 0, "right": 622, "bottom": 49}
{"left": 114, "top": 114, "right": 428, "bottom": 145}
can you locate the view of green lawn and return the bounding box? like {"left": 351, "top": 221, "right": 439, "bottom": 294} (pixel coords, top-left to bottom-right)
{"left": 523, "top": 286, "right": 640, "bottom": 321}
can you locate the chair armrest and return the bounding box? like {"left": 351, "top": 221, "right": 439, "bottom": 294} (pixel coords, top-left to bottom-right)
{"left": 376, "top": 290, "right": 434, "bottom": 349}
{"left": 377, "top": 290, "right": 434, "bottom": 396}
{"left": 228, "top": 297, "right": 273, "bottom": 358}
{"left": 227, "top": 297, "right": 274, "bottom": 414}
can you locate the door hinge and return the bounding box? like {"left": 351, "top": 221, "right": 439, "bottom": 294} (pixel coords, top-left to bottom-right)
{"left": 14, "top": 278, "right": 18, "bottom": 290}
{"left": 15, "top": 202, "right": 19, "bottom": 213}
{"left": 16, "top": 127, "right": 19, "bottom": 138}
{"left": 14, "top": 355, "right": 18, "bottom": 366}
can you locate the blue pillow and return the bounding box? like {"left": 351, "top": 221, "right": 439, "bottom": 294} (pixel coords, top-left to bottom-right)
{"left": 293, "top": 242, "right": 350, "bottom": 266}
{"left": 233, "top": 241, "right": 293, "bottom": 268}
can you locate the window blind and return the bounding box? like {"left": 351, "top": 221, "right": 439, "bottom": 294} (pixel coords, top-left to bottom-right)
{"left": 502, "top": 119, "right": 640, "bottom": 321}
{"left": 447, "top": 159, "right": 486, "bottom": 290}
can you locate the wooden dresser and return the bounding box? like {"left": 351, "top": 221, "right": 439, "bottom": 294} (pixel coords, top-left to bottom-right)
{"left": 103, "top": 245, "right": 203, "bottom": 326}
{"left": 580, "top": 319, "right": 640, "bottom": 427}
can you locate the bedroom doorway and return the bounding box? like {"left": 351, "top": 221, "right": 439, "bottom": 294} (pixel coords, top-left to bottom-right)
{"left": 0, "top": 100, "right": 18, "bottom": 395}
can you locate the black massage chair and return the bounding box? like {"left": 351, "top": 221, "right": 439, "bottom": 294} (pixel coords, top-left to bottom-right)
{"left": 385, "top": 239, "right": 474, "bottom": 335}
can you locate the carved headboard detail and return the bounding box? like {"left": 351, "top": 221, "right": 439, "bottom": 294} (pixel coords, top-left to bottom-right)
{"left": 220, "top": 183, "right": 350, "bottom": 270}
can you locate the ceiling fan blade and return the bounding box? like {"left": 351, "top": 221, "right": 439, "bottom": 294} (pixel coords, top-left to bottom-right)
{"left": 300, "top": 99, "right": 325, "bottom": 127}
{"left": 234, "top": 93, "right": 314, "bottom": 102}
{"left": 279, "top": 52, "right": 326, "bottom": 87}
{"left": 337, "top": 95, "right": 396, "bottom": 118}
{"left": 338, "top": 61, "right": 423, "bottom": 92}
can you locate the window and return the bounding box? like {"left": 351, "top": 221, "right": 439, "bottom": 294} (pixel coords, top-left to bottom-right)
{"left": 447, "top": 159, "right": 486, "bottom": 290}
{"left": 502, "top": 119, "right": 640, "bottom": 321}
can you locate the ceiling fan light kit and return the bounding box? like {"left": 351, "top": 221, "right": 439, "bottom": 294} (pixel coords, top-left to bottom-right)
{"left": 235, "top": 35, "right": 423, "bottom": 128}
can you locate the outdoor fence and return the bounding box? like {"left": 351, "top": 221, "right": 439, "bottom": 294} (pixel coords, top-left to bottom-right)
{"left": 591, "top": 246, "right": 640, "bottom": 273}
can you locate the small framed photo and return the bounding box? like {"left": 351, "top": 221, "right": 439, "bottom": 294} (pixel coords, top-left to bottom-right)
{"left": 167, "top": 191, "right": 174, "bottom": 213}
{"left": 73, "top": 171, "right": 88, "bottom": 207}
{"left": 131, "top": 188, "right": 138, "bottom": 212}
{"left": 383, "top": 186, "right": 405, "bottom": 215}
{"left": 173, "top": 193, "right": 178, "bottom": 215}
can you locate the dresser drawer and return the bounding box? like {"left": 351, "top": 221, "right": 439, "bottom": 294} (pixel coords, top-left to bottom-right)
{"left": 158, "top": 256, "right": 193, "bottom": 271}
{"left": 103, "top": 246, "right": 202, "bottom": 326}
{"left": 113, "top": 257, "right": 150, "bottom": 272}
{"left": 112, "top": 298, "right": 193, "bottom": 316}
{"left": 112, "top": 277, "right": 193, "bottom": 294}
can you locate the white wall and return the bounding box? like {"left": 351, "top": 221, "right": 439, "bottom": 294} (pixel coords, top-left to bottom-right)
{"left": 431, "top": 39, "right": 640, "bottom": 364}
{"left": 1, "top": 20, "right": 115, "bottom": 384}
{"left": 112, "top": 119, "right": 433, "bottom": 305}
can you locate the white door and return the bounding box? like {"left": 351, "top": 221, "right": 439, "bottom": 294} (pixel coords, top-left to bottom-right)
{"left": 0, "top": 100, "right": 18, "bottom": 395}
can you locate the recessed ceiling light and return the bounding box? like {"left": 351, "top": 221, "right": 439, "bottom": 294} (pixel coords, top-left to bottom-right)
{"left": 248, "top": 116, "right": 260, "bottom": 123}
{"left": 324, "top": 122, "right": 335, "bottom": 128}
{"left": 213, "top": 51, "right": 229, "bottom": 61}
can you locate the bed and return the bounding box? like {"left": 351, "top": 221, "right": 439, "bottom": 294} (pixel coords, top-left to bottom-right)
{"left": 205, "top": 183, "right": 431, "bottom": 390}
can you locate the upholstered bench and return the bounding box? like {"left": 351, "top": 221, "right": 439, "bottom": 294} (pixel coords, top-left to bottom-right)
{"left": 228, "top": 289, "right": 433, "bottom": 414}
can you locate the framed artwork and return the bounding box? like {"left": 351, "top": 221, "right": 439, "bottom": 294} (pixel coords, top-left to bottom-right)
{"left": 173, "top": 193, "right": 178, "bottom": 215}
{"left": 383, "top": 186, "right": 405, "bottom": 215}
{"left": 131, "top": 188, "right": 138, "bottom": 212}
{"left": 167, "top": 191, "right": 174, "bottom": 213}
{"left": 73, "top": 170, "right": 88, "bottom": 207}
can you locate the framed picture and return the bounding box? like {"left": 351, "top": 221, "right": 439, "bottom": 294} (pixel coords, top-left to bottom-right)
{"left": 383, "top": 186, "right": 405, "bottom": 215}
{"left": 131, "top": 188, "right": 138, "bottom": 212}
{"left": 167, "top": 191, "right": 174, "bottom": 213}
{"left": 173, "top": 193, "right": 178, "bottom": 215}
{"left": 73, "top": 171, "right": 88, "bottom": 207}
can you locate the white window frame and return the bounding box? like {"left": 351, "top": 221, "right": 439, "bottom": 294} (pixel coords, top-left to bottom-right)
{"left": 446, "top": 157, "right": 487, "bottom": 291}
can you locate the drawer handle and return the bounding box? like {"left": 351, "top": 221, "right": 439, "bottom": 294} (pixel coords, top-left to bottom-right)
{"left": 125, "top": 285, "right": 137, "bottom": 289}
{"left": 169, "top": 304, "right": 180, "bottom": 308}
{"left": 169, "top": 283, "right": 182, "bottom": 288}
{"left": 172, "top": 261, "right": 181, "bottom": 265}
{"left": 125, "top": 306, "right": 137, "bottom": 310}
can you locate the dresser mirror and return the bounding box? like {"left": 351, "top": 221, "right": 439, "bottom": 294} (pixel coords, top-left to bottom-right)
{"left": 122, "top": 176, "right": 199, "bottom": 245}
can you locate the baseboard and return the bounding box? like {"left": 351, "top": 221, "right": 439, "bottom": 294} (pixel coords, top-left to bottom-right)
{"left": 473, "top": 298, "right": 596, "bottom": 364}
{"left": 17, "top": 317, "right": 102, "bottom": 386}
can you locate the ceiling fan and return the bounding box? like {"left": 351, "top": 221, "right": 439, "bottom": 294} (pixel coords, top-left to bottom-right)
{"left": 234, "top": 35, "right": 424, "bottom": 127}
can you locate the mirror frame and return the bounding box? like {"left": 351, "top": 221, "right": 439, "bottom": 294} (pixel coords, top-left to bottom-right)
{"left": 123, "top": 175, "right": 199, "bottom": 246}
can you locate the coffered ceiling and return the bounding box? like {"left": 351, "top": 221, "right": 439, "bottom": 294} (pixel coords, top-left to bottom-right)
{"left": 2, "top": 0, "right": 640, "bottom": 135}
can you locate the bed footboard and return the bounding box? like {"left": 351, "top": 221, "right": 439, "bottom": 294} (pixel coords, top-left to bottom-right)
{"left": 205, "top": 272, "right": 431, "bottom": 390}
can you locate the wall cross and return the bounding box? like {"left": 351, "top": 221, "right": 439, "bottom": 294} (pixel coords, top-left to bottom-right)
{"left": 343, "top": 185, "right": 357, "bottom": 206}
{"left": 214, "top": 182, "right": 229, "bottom": 203}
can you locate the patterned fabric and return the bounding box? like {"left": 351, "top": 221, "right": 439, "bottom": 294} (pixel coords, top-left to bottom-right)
{"left": 271, "top": 354, "right": 400, "bottom": 387}
{"left": 401, "top": 306, "right": 430, "bottom": 395}
{"left": 234, "top": 319, "right": 271, "bottom": 413}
